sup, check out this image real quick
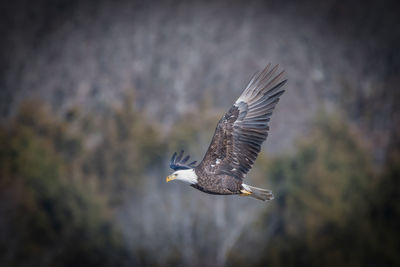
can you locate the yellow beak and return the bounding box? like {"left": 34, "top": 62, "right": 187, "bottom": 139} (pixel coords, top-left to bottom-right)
{"left": 166, "top": 175, "right": 175, "bottom": 183}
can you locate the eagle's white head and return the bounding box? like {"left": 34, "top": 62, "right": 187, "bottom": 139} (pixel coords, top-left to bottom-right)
{"left": 166, "top": 169, "right": 198, "bottom": 185}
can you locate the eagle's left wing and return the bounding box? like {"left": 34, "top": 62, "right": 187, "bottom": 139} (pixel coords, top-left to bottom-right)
{"left": 169, "top": 150, "right": 197, "bottom": 170}
{"left": 197, "top": 64, "right": 287, "bottom": 180}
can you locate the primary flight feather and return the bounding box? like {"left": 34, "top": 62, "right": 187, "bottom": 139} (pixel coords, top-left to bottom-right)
{"left": 166, "top": 64, "right": 287, "bottom": 201}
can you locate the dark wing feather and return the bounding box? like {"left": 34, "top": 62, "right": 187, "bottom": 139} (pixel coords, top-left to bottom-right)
{"left": 197, "top": 64, "right": 287, "bottom": 180}
{"left": 170, "top": 150, "right": 197, "bottom": 170}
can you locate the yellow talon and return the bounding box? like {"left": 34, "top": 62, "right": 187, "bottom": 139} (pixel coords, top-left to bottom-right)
{"left": 240, "top": 189, "right": 252, "bottom": 196}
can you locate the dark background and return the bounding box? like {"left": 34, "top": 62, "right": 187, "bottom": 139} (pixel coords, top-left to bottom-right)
{"left": 0, "top": 0, "right": 399, "bottom": 266}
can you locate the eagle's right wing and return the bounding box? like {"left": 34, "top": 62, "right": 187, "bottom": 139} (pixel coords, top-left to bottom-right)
{"left": 197, "top": 64, "right": 287, "bottom": 180}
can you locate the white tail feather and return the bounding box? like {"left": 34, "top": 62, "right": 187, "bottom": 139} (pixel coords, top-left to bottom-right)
{"left": 242, "top": 184, "right": 274, "bottom": 201}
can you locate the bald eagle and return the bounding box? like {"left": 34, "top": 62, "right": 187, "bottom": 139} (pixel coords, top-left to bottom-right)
{"left": 166, "top": 64, "right": 287, "bottom": 201}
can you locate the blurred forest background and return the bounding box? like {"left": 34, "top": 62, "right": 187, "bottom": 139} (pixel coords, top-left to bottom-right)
{"left": 0, "top": 0, "right": 399, "bottom": 266}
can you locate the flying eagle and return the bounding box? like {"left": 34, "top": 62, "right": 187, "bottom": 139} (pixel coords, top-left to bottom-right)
{"left": 166, "top": 64, "right": 287, "bottom": 201}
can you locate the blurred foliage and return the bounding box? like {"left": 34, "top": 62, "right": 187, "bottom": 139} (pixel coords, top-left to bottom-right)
{"left": 0, "top": 101, "right": 132, "bottom": 266}
{"left": 228, "top": 113, "right": 400, "bottom": 267}
{"left": 77, "top": 96, "right": 166, "bottom": 204}
{"left": 0, "top": 99, "right": 399, "bottom": 267}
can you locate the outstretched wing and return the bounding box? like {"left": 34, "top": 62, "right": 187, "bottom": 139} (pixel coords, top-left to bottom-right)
{"left": 169, "top": 150, "right": 197, "bottom": 170}
{"left": 197, "top": 64, "right": 287, "bottom": 180}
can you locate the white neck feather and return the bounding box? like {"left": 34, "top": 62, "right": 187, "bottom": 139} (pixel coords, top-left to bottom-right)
{"left": 174, "top": 169, "right": 198, "bottom": 185}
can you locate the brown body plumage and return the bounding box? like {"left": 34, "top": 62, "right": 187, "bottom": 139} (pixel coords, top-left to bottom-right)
{"left": 191, "top": 172, "right": 242, "bottom": 195}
